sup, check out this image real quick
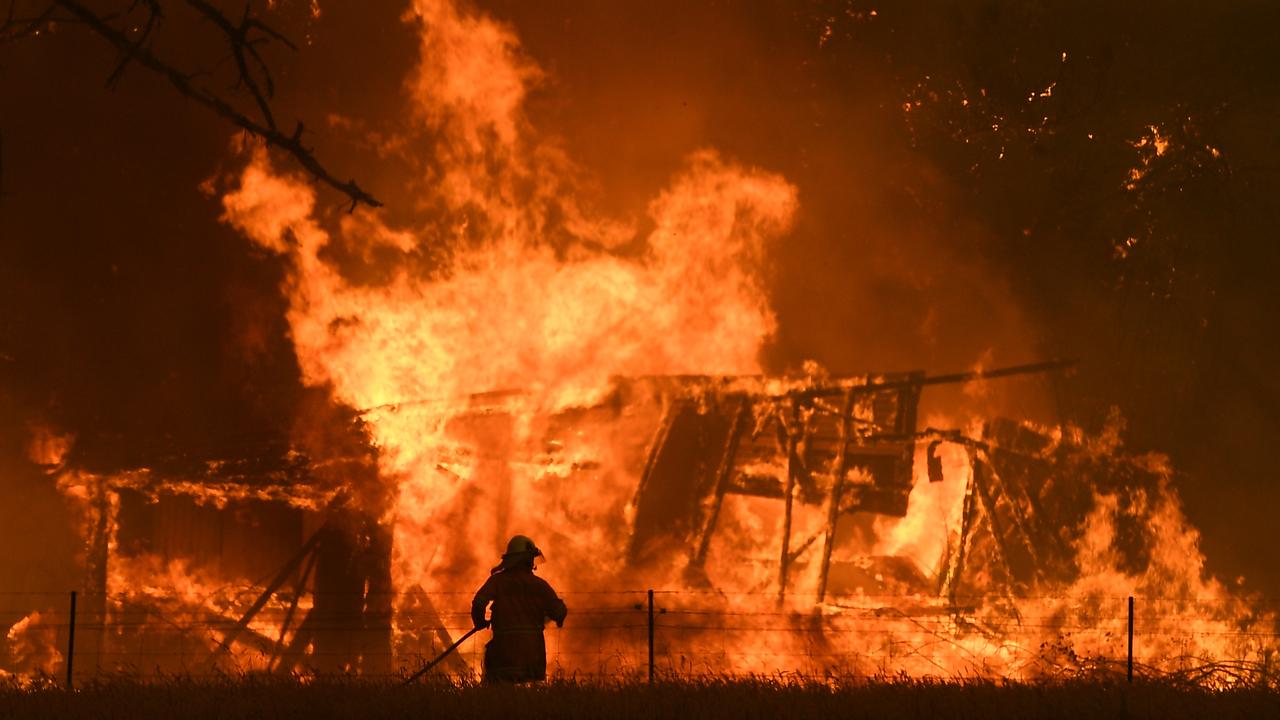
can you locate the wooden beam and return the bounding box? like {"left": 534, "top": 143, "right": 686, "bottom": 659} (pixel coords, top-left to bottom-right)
{"left": 817, "top": 389, "right": 856, "bottom": 603}
{"left": 690, "top": 397, "right": 749, "bottom": 569}
{"left": 777, "top": 399, "right": 800, "bottom": 605}
{"left": 981, "top": 456, "right": 1044, "bottom": 582}
{"left": 968, "top": 458, "right": 1021, "bottom": 596}
{"left": 630, "top": 402, "right": 678, "bottom": 517}
{"left": 272, "top": 608, "right": 317, "bottom": 673}
{"left": 207, "top": 492, "right": 348, "bottom": 664}
{"left": 268, "top": 546, "right": 318, "bottom": 668}
{"left": 938, "top": 450, "right": 980, "bottom": 603}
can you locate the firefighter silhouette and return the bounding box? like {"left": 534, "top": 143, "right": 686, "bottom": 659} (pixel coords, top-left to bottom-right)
{"left": 471, "top": 535, "right": 568, "bottom": 683}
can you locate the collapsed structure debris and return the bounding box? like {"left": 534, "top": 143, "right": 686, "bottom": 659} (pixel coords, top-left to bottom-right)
{"left": 628, "top": 359, "right": 1072, "bottom": 603}
{"left": 42, "top": 358, "right": 1228, "bottom": 676}
{"left": 935, "top": 417, "right": 1165, "bottom": 604}
{"left": 46, "top": 358, "right": 1211, "bottom": 676}
{"left": 58, "top": 433, "right": 398, "bottom": 675}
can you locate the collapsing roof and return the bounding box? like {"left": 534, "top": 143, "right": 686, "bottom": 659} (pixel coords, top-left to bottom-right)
{"left": 627, "top": 361, "right": 1076, "bottom": 602}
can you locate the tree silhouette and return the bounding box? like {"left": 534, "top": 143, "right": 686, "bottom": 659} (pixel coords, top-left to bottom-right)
{"left": 2, "top": 0, "right": 380, "bottom": 209}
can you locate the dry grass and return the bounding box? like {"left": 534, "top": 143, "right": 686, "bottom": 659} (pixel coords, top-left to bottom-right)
{"left": 1, "top": 675, "right": 1277, "bottom": 719}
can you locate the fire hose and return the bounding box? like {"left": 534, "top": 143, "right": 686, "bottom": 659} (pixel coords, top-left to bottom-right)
{"left": 401, "top": 626, "right": 482, "bottom": 685}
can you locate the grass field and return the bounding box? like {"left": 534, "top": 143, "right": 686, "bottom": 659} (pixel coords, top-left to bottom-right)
{"left": 2, "top": 677, "right": 1278, "bottom": 720}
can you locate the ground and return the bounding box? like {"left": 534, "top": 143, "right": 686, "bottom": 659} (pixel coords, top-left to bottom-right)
{"left": 1, "top": 678, "right": 1277, "bottom": 719}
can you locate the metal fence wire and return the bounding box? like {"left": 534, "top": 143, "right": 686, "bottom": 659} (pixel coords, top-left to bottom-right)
{"left": 1, "top": 591, "right": 1278, "bottom": 688}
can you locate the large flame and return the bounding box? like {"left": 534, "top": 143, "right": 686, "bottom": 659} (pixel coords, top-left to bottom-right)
{"left": 220, "top": 0, "right": 798, "bottom": 604}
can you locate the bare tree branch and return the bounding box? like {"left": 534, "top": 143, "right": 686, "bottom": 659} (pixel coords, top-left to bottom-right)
{"left": 103, "top": 0, "right": 161, "bottom": 87}
{"left": 184, "top": 0, "right": 283, "bottom": 131}
{"left": 41, "top": 0, "right": 382, "bottom": 210}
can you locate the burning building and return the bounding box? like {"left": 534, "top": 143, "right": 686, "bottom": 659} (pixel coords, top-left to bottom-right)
{"left": 27, "top": 356, "right": 1272, "bottom": 681}
{"left": 4, "top": 0, "right": 1278, "bottom": 688}
{"left": 50, "top": 414, "right": 395, "bottom": 675}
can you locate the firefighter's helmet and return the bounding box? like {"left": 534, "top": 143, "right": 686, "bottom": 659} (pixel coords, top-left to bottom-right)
{"left": 491, "top": 534, "right": 544, "bottom": 574}
{"left": 503, "top": 534, "right": 543, "bottom": 559}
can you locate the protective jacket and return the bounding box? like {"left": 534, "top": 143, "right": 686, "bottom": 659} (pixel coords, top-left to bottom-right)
{"left": 471, "top": 567, "right": 568, "bottom": 682}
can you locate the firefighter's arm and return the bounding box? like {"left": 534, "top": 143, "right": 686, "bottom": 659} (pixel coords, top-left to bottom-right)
{"left": 471, "top": 579, "right": 495, "bottom": 629}
{"left": 544, "top": 586, "right": 568, "bottom": 628}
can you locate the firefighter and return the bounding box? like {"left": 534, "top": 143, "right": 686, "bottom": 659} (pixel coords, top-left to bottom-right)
{"left": 470, "top": 534, "right": 568, "bottom": 683}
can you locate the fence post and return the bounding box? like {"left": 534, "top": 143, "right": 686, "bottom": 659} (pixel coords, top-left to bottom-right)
{"left": 647, "top": 589, "right": 655, "bottom": 683}
{"left": 1127, "top": 595, "right": 1134, "bottom": 683}
{"left": 66, "top": 591, "right": 77, "bottom": 689}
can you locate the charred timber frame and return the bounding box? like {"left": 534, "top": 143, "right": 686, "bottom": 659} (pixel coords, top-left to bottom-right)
{"left": 210, "top": 493, "right": 347, "bottom": 662}
{"left": 629, "top": 401, "right": 679, "bottom": 538}
{"left": 777, "top": 398, "right": 802, "bottom": 604}
{"left": 967, "top": 458, "right": 1021, "bottom": 594}
{"left": 981, "top": 456, "right": 1045, "bottom": 585}
{"left": 937, "top": 448, "right": 980, "bottom": 603}
{"left": 82, "top": 474, "right": 112, "bottom": 675}
{"left": 690, "top": 396, "right": 749, "bottom": 570}
{"left": 78, "top": 462, "right": 398, "bottom": 675}
{"left": 929, "top": 415, "right": 1103, "bottom": 598}
{"left": 667, "top": 372, "right": 930, "bottom": 603}
{"left": 816, "top": 388, "right": 856, "bottom": 602}
{"left": 217, "top": 504, "right": 395, "bottom": 675}
{"left": 778, "top": 359, "right": 1073, "bottom": 403}
{"left": 635, "top": 360, "right": 1071, "bottom": 604}
{"left": 271, "top": 544, "right": 318, "bottom": 667}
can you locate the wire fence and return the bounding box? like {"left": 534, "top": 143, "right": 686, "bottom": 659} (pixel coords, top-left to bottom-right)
{"left": 1, "top": 590, "right": 1277, "bottom": 688}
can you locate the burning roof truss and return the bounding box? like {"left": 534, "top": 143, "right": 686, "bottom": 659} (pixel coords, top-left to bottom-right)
{"left": 937, "top": 418, "right": 1165, "bottom": 605}
{"left": 629, "top": 372, "right": 923, "bottom": 602}
{"left": 629, "top": 361, "right": 1073, "bottom": 603}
